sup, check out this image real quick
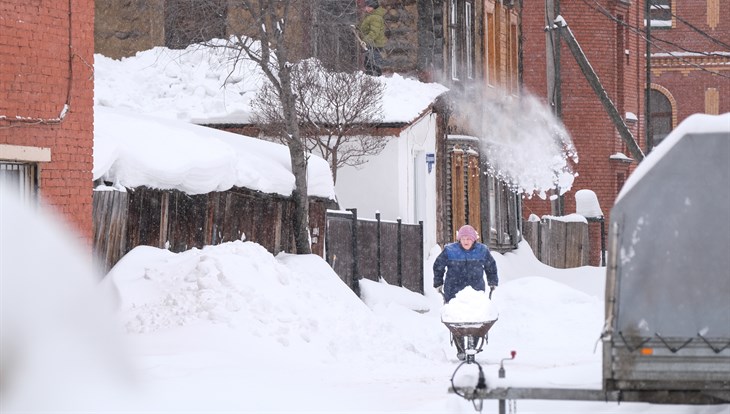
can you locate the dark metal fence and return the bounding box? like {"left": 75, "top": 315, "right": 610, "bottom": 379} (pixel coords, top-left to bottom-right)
{"left": 325, "top": 209, "right": 424, "bottom": 296}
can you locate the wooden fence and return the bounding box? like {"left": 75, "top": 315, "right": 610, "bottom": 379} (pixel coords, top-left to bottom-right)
{"left": 522, "top": 217, "right": 591, "bottom": 268}
{"left": 93, "top": 186, "right": 334, "bottom": 272}
{"left": 325, "top": 209, "right": 424, "bottom": 296}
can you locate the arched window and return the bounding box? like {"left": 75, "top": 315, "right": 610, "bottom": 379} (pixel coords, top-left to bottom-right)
{"left": 649, "top": 89, "right": 672, "bottom": 148}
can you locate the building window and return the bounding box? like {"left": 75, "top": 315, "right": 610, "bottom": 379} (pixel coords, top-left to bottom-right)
{"left": 0, "top": 162, "right": 38, "bottom": 204}
{"left": 465, "top": 1, "right": 474, "bottom": 80}
{"left": 449, "top": 0, "right": 459, "bottom": 80}
{"left": 447, "top": 0, "right": 475, "bottom": 82}
{"left": 486, "top": 12, "right": 496, "bottom": 86}
{"left": 649, "top": 89, "right": 672, "bottom": 148}
{"left": 485, "top": 173, "right": 518, "bottom": 249}
{"left": 509, "top": 23, "right": 518, "bottom": 94}
{"left": 648, "top": 0, "right": 672, "bottom": 28}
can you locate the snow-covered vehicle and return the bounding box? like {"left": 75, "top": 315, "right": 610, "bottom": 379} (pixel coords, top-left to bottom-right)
{"left": 601, "top": 113, "right": 730, "bottom": 404}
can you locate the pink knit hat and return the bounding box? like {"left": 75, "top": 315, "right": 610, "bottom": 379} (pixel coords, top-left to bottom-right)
{"left": 457, "top": 225, "right": 478, "bottom": 241}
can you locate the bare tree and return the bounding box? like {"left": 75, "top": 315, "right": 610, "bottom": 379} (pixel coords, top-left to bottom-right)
{"left": 163, "top": 0, "right": 373, "bottom": 254}
{"left": 252, "top": 59, "right": 386, "bottom": 184}
{"left": 211, "top": 0, "right": 311, "bottom": 254}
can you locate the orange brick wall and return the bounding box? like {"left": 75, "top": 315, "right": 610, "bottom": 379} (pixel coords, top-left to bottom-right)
{"left": 0, "top": 0, "right": 95, "bottom": 242}
{"left": 521, "top": 0, "right": 644, "bottom": 265}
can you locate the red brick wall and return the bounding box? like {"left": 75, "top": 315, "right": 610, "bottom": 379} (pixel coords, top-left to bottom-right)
{"left": 521, "top": 0, "right": 644, "bottom": 265}
{"left": 0, "top": 0, "right": 95, "bottom": 242}
{"left": 650, "top": 0, "right": 730, "bottom": 122}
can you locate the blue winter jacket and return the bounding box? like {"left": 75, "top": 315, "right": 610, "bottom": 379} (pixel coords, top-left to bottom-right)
{"left": 433, "top": 242, "right": 498, "bottom": 303}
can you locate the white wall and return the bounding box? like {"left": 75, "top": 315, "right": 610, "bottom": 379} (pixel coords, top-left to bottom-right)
{"left": 334, "top": 112, "right": 438, "bottom": 255}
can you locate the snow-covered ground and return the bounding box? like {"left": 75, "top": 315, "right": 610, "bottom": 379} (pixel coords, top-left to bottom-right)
{"left": 3, "top": 37, "right": 728, "bottom": 414}
{"left": 2, "top": 190, "right": 728, "bottom": 413}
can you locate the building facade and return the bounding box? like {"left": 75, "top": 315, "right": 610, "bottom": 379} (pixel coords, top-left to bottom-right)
{"left": 648, "top": 0, "right": 729, "bottom": 147}
{"left": 0, "top": 1, "right": 95, "bottom": 241}
{"left": 521, "top": 0, "right": 646, "bottom": 264}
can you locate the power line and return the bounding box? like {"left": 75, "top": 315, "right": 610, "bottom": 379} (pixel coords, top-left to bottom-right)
{"left": 580, "top": 0, "right": 730, "bottom": 80}
{"left": 649, "top": 0, "right": 730, "bottom": 51}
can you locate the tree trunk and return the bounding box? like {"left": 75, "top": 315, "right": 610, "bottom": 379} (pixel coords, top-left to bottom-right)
{"left": 279, "top": 66, "right": 312, "bottom": 254}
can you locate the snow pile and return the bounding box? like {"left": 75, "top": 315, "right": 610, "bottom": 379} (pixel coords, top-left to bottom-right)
{"left": 359, "top": 278, "right": 432, "bottom": 314}
{"left": 7, "top": 196, "right": 723, "bottom": 411}
{"left": 94, "top": 106, "right": 336, "bottom": 198}
{"left": 1, "top": 191, "right": 136, "bottom": 413}
{"left": 107, "top": 240, "right": 439, "bottom": 365}
{"left": 94, "top": 39, "right": 447, "bottom": 125}
{"left": 575, "top": 189, "right": 604, "bottom": 217}
{"left": 440, "top": 287, "right": 497, "bottom": 323}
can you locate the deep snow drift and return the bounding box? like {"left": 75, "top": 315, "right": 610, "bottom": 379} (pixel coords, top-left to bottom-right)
{"left": 4, "top": 191, "right": 728, "bottom": 413}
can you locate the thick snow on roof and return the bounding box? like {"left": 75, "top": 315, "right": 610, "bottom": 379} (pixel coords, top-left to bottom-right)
{"left": 93, "top": 106, "right": 336, "bottom": 199}
{"left": 92, "top": 40, "right": 447, "bottom": 197}
{"left": 94, "top": 40, "right": 448, "bottom": 125}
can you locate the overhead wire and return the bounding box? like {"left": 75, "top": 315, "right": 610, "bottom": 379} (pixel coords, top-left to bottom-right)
{"left": 649, "top": 0, "right": 730, "bottom": 51}
{"left": 579, "top": 0, "right": 730, "bottom": 80}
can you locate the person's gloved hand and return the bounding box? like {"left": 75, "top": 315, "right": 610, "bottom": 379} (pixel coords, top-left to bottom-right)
{"left": 489, "top": 285, "right": 496, "bottom": 299}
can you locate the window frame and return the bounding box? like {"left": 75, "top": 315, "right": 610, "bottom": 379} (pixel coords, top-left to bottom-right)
{"left": 648, "top": 0, "right": 673, "bottom": 29}
{"left": 447, "top": 0, "right": 476, "bottom": 82}
{"left": 0, "top": 162, "right": 39, "bottom": 205}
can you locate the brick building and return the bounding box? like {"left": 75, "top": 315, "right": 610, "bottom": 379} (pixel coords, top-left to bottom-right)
{"left": 648, "top": 0, "right": 729, "bottom": 147}
{"left": 521, "top": 0, "right": 646, "bottom": 265}
{"left": 0, "top": 1, "right": 95, "bottom": 241}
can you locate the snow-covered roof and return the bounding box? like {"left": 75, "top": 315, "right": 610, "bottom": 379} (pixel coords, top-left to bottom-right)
{"left": 93, "top": 106, "right": 336, "bottom": 199}
{"left": 92, "top": 40, "right": 449, "bottom": 197}
{"left": 94, "top": 40, "right": 448, "bottom": 125}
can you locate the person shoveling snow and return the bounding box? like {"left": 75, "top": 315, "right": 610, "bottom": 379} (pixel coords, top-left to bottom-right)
{"left": 433, "top": 225, "right": 499, "bottom": 360}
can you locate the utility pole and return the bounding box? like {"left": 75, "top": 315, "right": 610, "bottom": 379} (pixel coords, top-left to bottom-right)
{"left": 545, "top": 0, "right": 564, "bottom": 215}
{"left": 645, "top": 0, "right": 653, "bottom": 152}
{"left": 545, "top": 0, "right": 562, "bottom": 119}
{"left": 554, "top": 17, "right": 645, "bottom": 162}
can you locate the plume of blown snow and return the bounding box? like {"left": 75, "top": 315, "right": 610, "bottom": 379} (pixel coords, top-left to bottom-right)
{"left": 456, "top": 89, "right": 578, "bottom": 199}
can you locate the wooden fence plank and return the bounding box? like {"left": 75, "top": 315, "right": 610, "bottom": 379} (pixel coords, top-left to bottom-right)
{"left": 523, "top": 218, "right": 591, "bottom": 269}
{"left": 93, "top": 186, "right": 333, "bottom": 272}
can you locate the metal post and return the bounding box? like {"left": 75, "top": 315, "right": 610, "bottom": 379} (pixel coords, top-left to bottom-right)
{"left": 419, "top": 220, "right": 424, "bottom": 293}
{"left": 600, "top": 217, "right": 606, "bottom": 266}
{"left": 645, "top": 0, "right": 653, "bottom": 152}
{"left": 376, "top": 212, "right": 382, "bottom": 280}
{"left": 397, "top": 218, "right": 403, "bottom": 287}
{"left": 347, "top": 208, "right": 360, "bottom": 296}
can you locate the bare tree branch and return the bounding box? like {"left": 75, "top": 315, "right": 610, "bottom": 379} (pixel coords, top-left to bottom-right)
{"left": 252, "top": 59, "right": 386, "bottom": 184}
